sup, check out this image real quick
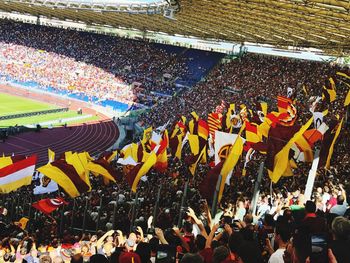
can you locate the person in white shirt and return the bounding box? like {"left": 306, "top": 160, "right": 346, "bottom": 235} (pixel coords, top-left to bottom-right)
{"left": 267, "top": 223, "right": 291, "bottom": 263}
{"left": 322, "top": 186, "right": 331, "bottom": 212}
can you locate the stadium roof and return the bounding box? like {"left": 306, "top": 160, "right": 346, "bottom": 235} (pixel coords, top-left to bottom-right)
{"left": 0, "top": 0, "right": 349, "bottom": 55}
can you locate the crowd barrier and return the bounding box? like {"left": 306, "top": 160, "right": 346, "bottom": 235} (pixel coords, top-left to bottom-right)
{"left": 0, "top": 107, "right": 68, "bottom": 120}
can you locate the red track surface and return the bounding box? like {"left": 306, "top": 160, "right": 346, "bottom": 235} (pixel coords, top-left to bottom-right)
{"left": 0, "top": 85, "right": 119, "bottom": 166}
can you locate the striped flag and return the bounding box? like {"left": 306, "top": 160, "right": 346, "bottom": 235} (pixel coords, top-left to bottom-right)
{"left": 38, "top": 159, "right": 90, "bottom": 198}
{"left": 318, "top": 118, "right": 343, "bottom": 169}
{"left": 218, "top": 136, "right": 244, "bottom": 202}
{"left": 32, "top": 197, "right": 67, "bottom": 215}
{"left": 197, "top": 119, "right": 209, "bottom": 140}
{"left": 322, "top": 77, "right": 337, "bottom": 103}
{"left": 154, "top": 130, "right": 169, "bottom": 173}
{"left": 207, "top": 112, "right": 222, "bottom": 141}
{"left": 87, "top": 157, "right": 121, "bottom": 183}
{"left": 87, "top": 150, "right": 120, "bottom": 183}
{"left": 276, "top": 96, "right": 297, "bottom": 127}
{"left": 245, "top": 121, "right": 262, "bottom": 146}
{"left": 126, "top": 152, "right": 157, "bottom": 192}
{"left": 269, "top": 117, "right": 314, "bottom": 183}
{"left": 0, "top": 155, "right": 37, "bottom": 194}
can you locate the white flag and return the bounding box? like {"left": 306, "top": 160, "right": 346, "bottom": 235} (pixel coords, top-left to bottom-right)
{"left": 33, "top": 172, "right": 59, "bottom": 195}
{"left": 214, "top": 131, "right": 238, "bottom": 165}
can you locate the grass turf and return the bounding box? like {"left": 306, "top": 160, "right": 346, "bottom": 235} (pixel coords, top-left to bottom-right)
{"left": 0, "top": 92, "right": 99, "bottom": 127}
{"left": 0, "top": 92, "right": 55, "bottom": 116}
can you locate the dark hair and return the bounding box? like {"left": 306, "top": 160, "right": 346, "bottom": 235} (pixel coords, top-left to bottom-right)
{"left": 180, "top": 253, "right": 203, "bottom": 263}
{"left": 275, "top": 223, "right": 291, "bottom": 243}
{"left": 305, "top": 201, "right": 316, "bottom": 213}
{"left": 89, "top": 254, "right": 109, "bottom": 263}
{"left": 135, "top": 242, "right": 151, "bottom": 263}
{"left": 264, "top": 214, "right": 275, "bottom": 227}
{"left": 213, "top": 246, "right": 229, "bottom": 263}
{"left": 228, "top": 232, "right": 244, "bottom": 253}
{"left": 183, "top": 221, "right": 193, "bottom": 233}
{"left": 195, "top": 234, "right": 206, "bottom": 251}
{"left": 337, "top": 195, "right": 345, "bottom": 205}
{"left": 236, "top": 241, "right": 263, "bottom": 263}
{"left": 293, "top": 232, "right": 311, "bottom": 263}
{"left": 149, "top": 237, "right": 159, "bottom": 253}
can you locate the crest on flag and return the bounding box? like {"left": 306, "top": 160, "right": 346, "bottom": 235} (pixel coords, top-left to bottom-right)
{"left": 214, "top": 131, "right": 239, "bottom": 165}
{"left": 33, "top": 172, "right": 59, "bottom": 195}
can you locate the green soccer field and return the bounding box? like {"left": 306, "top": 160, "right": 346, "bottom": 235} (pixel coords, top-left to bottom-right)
{"left": 0, "top": 92, "right": 55, "bottom": 115}
{"left": 0, "top": 92, "right": 99, "bottom": 127}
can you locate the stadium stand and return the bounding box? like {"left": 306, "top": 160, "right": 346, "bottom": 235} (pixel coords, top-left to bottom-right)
{"left": 0, "top": 1, "right": 350, "bottom": 261}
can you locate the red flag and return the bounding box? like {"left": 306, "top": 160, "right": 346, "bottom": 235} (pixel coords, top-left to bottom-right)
{"left": 197, "top": 119, "right": 209, "bottom": 140}
{"left": 198, "top": 161, "right": 224, "bottom": 201}
{"left": 32, "top": 197, "right": 68, "bottom": 215}
{"left": 208, "top": 113, "right": 222, "bottom": 140}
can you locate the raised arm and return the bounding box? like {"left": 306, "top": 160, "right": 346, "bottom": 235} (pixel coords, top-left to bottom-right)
{"left": 205, "top": 223, "right": 219, "bottom": 248}
{"left": 96, "top": 230, "right": 114, "bottom": 249}
{"left": 173, "top": 227, "right": 190, "bottom": 252}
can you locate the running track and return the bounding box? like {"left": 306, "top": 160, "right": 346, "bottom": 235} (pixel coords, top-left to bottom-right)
{"left": 0, "top": 120, "right": 119, "bottom": 167}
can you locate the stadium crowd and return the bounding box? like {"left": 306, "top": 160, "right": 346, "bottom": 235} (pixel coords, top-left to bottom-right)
{"left": 1, "top": 21, "right": 350, "bottom": 263}
{"left": 0, "top": 20, "right": 189, "bottom": 106}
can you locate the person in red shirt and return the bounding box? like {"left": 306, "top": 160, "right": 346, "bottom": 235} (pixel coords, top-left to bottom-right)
{"left": 119, "top": 238, "right": 141, "bottom": 263}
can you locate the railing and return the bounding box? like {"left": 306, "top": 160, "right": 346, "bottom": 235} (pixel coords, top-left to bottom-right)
{"left": 0, "top": 108, "right": 69, "bottom": 121}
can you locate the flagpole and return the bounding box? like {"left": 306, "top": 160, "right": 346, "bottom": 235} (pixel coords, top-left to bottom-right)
{"left": 82, "top": 195, "right": 89, "bottom": 233}
{"left": 304, "top": 148, "right": 321, "bottom": 201}
{"left": 9, "top": 193, "right": 16, "bottom": 222}
{"left": 130, "top": 190, "right": 139, "bottom": 232}
{"left": 96, "top": 195, "right": 103, "bottom": 232}
{"left": 251, "top": 162, "right": 264, "bottom": 215}
{"left": 152, "top": 185, "right": 162, "bottom": 229}
{"left": 211, "top": 174, "right": 222, "bottom": 217}
{"left": 27, "top": 197, "right": 33, "bottom": 232}
{"left": 112, "top": 194, "right": 118, "bottom": 230}
{"left": 59, "top": 204, "right": 65, "bottom": 236}
{"left": 3, "top": 195, "right": 8, "bottom": 224}
{"left": 177, "top": 177, "right": 189, "bottom": 228}
{"left": 70, "top": 199, "right": 76, "bottom": 230}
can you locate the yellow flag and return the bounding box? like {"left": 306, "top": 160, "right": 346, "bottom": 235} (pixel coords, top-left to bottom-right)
{"left": 175, "top": 134, "right": 183, "bottom": 159}
{"left": 260, "top": 102, "right": 268, "bottom": 116}
{"left": 188, "top": 134, "right": 200, "bottom": 155}
{"left": 189, "top": 147, "right": 205, "bottom": 176}
{"left": 326, "top": 118, "right": 343, "bottom": 169}
{"left": 86, "top": 161, "right": 116, "bottom": 183}
{"left": 336, "top": 72, "right": 350, "bottom": 80}
{"left": 269, "top": 117, "right": 314, "bottom": 183}
{"left": 131, "top": 152, "right": 157, "bottom": 192}
{"left": 107, "top": 150, "right": 118, "bottom": 163}
{"left": 48, "top": 149, "right": 55, "bottom": 163}
{"left": 65, "top": 152, "right": 91, "bottom": 191}
{"left": 38, "top": 164, "right": 81, "bottom": 198}
{"left": 302, "top": 85, "right": 308, "bottom": 96}
{"left": 0, "top": 156, "right": 12, "bottom": 169}
{"left": 142, "top": 127, "right": 152, "bottom": 145}
{"left": 121, "top": 143, "right": 139, "bottom": 161}
{"left": 218, "top": 136, "right": 244, "bottom": 202}
{"left": 345, "top": 89, "right": 350, "bottom": 107}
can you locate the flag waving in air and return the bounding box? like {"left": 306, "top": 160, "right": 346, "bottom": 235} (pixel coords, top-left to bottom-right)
{"left": 0, "top": 155, "right": 37, "bottom": 194}
{"left": 322, "top": 77, "right": 337, "bottom": 103}
{"left": 32, "top": 197, "right": 68, "bottom": 215}
{"left": 38, "top": 158, "right": 90, "bottom": 198}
